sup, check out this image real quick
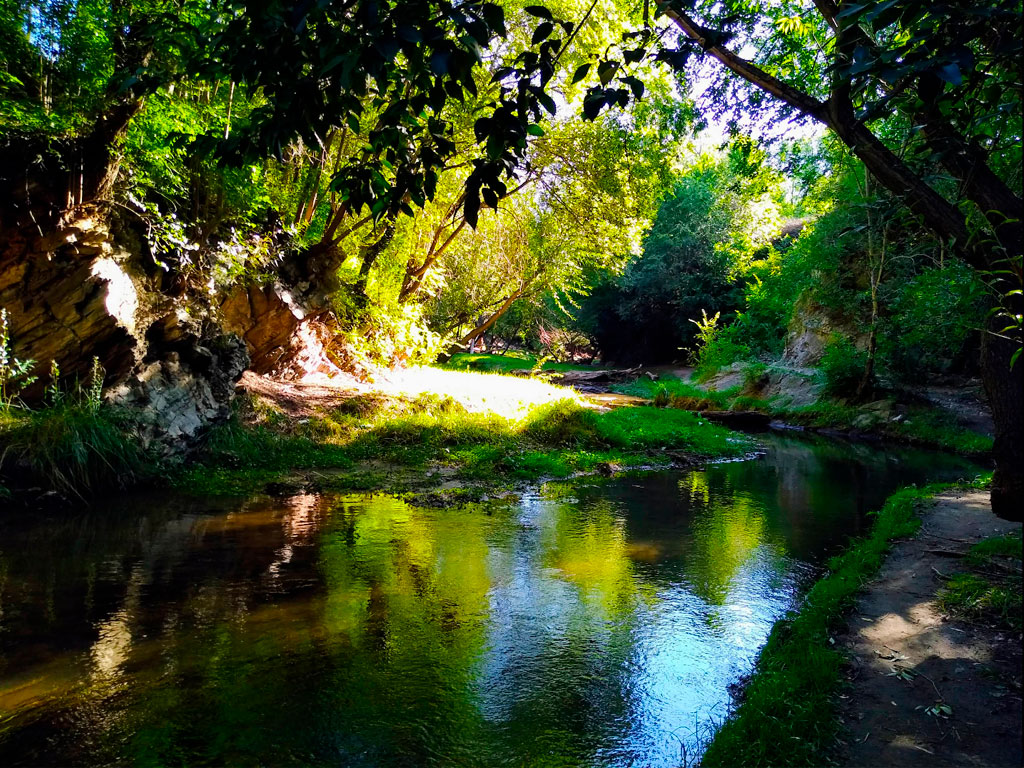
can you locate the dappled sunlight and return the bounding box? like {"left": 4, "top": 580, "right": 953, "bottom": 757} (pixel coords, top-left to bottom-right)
{"left": 858, "top": 604, "right": 993, "bottom": 664}
{"left": 379, "top": 365, "right": 579, "bottom": 419}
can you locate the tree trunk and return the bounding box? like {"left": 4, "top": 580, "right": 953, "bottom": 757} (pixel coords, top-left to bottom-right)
{"left": 456, "top": 290, "right": 523, "bottom": 350}
{"left": 660, "top": 2, "right": 1023, "bottom": 518}
{"left": 982, "top": 296, "right": 1024, "bottom": 521}
{"left": 352, "top": 220, "right": 397, "bottom": 304}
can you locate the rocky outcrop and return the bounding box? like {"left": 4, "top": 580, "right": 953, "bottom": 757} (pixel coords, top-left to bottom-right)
{"left": 106, "top": 333, "right": 248, "bottom": 452}
{"left": 220, "top": 282, "right": 349, "bottom": 380}
{"left": 702, "top": 361, "right": 823, "bottom": 408}
{"left": 0, "top": 206, "right": 248, "bottom": 451}
{"left": 782, "top": 293, "right": 863, "bottom": 366}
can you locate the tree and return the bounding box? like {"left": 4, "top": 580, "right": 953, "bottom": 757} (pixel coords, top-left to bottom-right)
{"left": 646, "top": 0, "right": 1022, "bottom": 519}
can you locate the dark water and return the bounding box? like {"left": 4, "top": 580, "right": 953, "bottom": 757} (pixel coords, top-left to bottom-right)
{"left": 0, "top": 433, "right": 982, "bottom": 766}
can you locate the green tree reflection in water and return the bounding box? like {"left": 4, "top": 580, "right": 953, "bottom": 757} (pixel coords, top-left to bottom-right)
{"left": 0, "top": 434, "right": 983, "bottom": 766}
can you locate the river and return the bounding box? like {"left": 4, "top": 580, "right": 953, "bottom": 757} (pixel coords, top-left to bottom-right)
{"left": 0, "top": 432, "right": 982, "bottom": 766}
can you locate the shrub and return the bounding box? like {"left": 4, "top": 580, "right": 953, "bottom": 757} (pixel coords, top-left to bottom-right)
{"left": 820, "top": 334, "right": 867, "bottom": 397}
{"left": 519, "top": 399, "right": 606, "bottom": 447}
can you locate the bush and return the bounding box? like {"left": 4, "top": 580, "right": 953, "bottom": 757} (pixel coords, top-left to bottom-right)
{"left": 519, "top": 399, "right": 606, "bottom": 447}
{"left": 820, "top": 334, "right": 867, "bottom": 397}
{"left": 693, "top": 324, "right": 752, "bottom": 379}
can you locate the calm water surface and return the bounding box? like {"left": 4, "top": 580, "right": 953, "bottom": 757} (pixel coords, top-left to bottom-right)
{"left": 0, "top": 433, "right": 982, "bottom": 766}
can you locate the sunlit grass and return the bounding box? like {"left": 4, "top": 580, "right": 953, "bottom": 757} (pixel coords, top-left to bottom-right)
{"left": 442, "top": 353, "right": 605, "bottom": 375}
{"left": 379, "top": 365, "right": 582, "bottom": 419}
{"left": 178, "top": 370, "right": 752, "bottom": 496}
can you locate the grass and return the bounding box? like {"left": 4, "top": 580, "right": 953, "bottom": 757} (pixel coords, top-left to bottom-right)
{"left": 700, "top": 481, "right": 968, "bottom": 767}
{"left": 442, "top": 352, "right": 604, "bottom": 374}
{"left": 0, "top": 401, "right": 145, "bottom": 498}
{"left": 176, "top": 389, "right": 751, "bottom": 496}
{"left": 937, "top": 530, "right": 1022, "bottom": 630}
{"left": 612, "top": 376, "right": 740, "bottom": 410}
{"left": 614, "top": 373, "right": 993, "bottom": 457}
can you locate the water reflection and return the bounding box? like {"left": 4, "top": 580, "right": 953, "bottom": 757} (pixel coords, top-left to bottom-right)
{"left": 0, "top": 433, "right": 981, "bottom": 766}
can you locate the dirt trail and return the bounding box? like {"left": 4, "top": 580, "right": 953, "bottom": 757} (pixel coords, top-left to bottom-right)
{"left": 838, "top": 490, "right": 1022, "bottom": 767}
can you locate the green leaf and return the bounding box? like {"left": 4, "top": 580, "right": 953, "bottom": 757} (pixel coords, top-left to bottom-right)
{"left": 523, "top": 5, "right": 553, "bottom": 20}
{"left": 532, "top": 22, "right": 554, "bottom": 45}
{"left": 621, "top": 75, "right": 644, "bottom": 99}
{"left": 526, "top": 124, "right": 545, "bottom": 136}
{"left": 571, "top": 63, "right": 592, "bottom": 84}
{"left": 598, "top": 60, "right": 618, "bottom": 86}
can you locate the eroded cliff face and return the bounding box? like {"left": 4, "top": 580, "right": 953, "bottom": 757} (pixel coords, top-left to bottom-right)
{"left": 782, "top": 292, "right": 865, "bottom": 366}
{"left": 0, "top": 205, "right": 249, "bottom": 450}
{"left": 0, "top": 193, "right": 360, "bottom": 452}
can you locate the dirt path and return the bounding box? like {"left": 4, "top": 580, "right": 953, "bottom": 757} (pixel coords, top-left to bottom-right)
{"left": 837, "top": 490, "right": 1022, "bottom": 767}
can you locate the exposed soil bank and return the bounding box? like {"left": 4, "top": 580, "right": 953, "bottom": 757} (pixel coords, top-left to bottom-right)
{"left": 837, "top": 490, "right": 1022, "bottom": 767}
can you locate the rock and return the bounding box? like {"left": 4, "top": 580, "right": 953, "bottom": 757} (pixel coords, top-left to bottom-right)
{"left": 702, "top": 410, "right": 772, "bottom": 430}
{"left": 106, "top": 330, "right": 248, "bottom": 454}
{"left": 782, "top": 293, "right": 863, "bottom": 366}
{"left": 702, "top": 362, "right": 747, "bottom": 392}
{"left": 220, "top": 282, "right": 350, "bottom": 380}
{"left": 851, "top": 412, "right": 878, "bottom": 430}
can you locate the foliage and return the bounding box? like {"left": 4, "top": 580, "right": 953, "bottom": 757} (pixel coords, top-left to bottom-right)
{"left": 573, "top": 147, "right": 783, "bottom": 364}
{"left": 0, "top": 404, "right": 143, "bottom": 498}
{"left": 820, "top": 334, "right": 868, "bottom": 398}
{"left": 0, "top": 307, "right": 37, "bottom": 411}
{"left": 443, "top": 353, "right": 599, "bottom": 374}
{"left": 881, "top": 262, "right": 987, "bottom": 377}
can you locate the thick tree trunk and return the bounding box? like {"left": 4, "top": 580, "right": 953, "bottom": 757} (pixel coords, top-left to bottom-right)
{"left": 982, "top": 299, "right": 1024, "bottom": 521}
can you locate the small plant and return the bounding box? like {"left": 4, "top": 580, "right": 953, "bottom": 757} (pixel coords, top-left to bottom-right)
{"left": 45, "top": 359, "right": 62, "bottom": 406}
{"left": 86, "top": 357, "right": 105, "bottom": 412}
{"left": 688, "top": 309, "right": 721, "bottom": 366}
{"left": 0, "top": 308, "right": 37, "bottom": 412}
{"left": 652, "top": 385, "right": 671, "bottom": 408}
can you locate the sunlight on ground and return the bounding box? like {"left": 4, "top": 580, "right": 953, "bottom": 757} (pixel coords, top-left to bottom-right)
{"left": 378, "top": 366, "right": 579, "bottom": 419}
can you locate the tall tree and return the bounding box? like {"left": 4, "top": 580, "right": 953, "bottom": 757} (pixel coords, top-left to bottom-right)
{"left": 638, "top": 0, "right": 1022, "bottom": 519}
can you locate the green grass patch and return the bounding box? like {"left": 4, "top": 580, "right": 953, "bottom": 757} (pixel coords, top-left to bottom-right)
{"left": 937, "top": 530, "right": 1022, "bottom": 631}
{"left": 701, "top": 482, "right": 955, "bottom": 767}
{"left": 443, "top": 352, "right": 603, "bottom": 374}
{"left": 178, "top": 389, "right": 749, "bottom": 496}
{"left": 0, "top": 402, "right": 145, "bottom": 497}
{"left": 611, "top": 375, "right": 739, "bottom": 410}
{"left": 615, "top": 373, "right": 992, "bottom": 457}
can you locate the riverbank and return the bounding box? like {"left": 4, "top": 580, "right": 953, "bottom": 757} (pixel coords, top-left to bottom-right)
{"left": 613, "top": 370, "right": 994, "bottom": 457}
{"left": 0, "top": 368, "right": 752, "bottom": 507}
{"left": 700, "top": 481, "right": 1022, "bottom": 767}
{"left": 836, "top": 489, "right": 1021, "bottom": 767}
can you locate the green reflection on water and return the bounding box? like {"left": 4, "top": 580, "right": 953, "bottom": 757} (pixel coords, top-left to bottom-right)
{"left": 0, "top": 434, "right": 983, "bottom": 766}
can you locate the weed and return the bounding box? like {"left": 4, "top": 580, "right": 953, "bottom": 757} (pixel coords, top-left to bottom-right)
{"left": 1, "top": 402, "right": 144, "bottom": 497}
{"left": 937, "top": 530, "right": 1022, "bottom": 631}
{"left": 0, "top": 308, "right": 37, "bottom": 411}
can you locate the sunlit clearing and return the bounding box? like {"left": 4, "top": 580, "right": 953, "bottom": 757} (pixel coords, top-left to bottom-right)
{"left": 378, "top": 366, "right": 580, "bottom": 419}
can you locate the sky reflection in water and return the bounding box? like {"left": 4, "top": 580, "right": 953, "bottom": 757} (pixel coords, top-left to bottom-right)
{"left": 0, "top": 433, "right": 980, "bottom": 766}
